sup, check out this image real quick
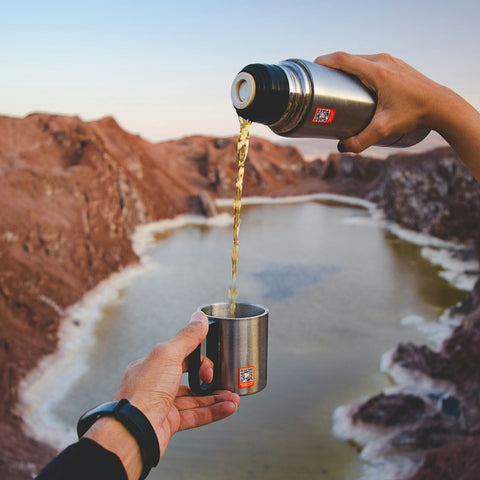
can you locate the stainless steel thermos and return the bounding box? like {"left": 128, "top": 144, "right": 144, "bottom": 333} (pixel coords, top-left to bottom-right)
{"left": 188, "top": 302, "right": 268, "bottom": 396}
{"left": 231, "top": 58, "right": 429, "bottom": 147}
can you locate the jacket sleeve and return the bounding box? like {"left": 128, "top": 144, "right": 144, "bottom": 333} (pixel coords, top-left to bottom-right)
{"left": 35, "top": 437, "right": 128, "bottom": 480}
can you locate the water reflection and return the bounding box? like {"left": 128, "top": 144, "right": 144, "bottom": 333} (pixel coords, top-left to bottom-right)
{"left": 49, "top": 200, "right": 465, "bottom": 480}
{"left": 253, "top": 263, "right": 340, "bottom": 300}
{"left": 384, "top": 230, "right": 467, "bottom": 311}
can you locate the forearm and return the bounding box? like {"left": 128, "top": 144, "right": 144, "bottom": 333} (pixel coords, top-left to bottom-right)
{"left": 430, "top": 85, "right": 480, "bottom": 183}
{"left": 35, "top": 436, "right": 129, "bottom": 480}
{"left": 85, "top": 418, "right": 142, "bottom": 480}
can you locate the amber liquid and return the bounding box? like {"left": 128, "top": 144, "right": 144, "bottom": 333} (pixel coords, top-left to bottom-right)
{"left": 228, "top": 117, "right": 252, "bottom": 317}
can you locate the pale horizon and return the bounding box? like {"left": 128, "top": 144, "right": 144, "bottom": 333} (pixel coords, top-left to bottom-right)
{"left": 2, "top": 0, "right": 478, "bottom": 157}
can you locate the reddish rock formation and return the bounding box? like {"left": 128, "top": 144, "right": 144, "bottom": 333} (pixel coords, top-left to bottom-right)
{"left": 0, "top": 112, "right": 331, "bottom": 478}
{"left": 2, "top": 112, "right": 480, "bottom": 480}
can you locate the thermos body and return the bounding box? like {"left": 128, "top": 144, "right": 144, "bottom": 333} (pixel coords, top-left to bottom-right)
{"left": 231, "top": 58, "right": 429, "bottom": 148}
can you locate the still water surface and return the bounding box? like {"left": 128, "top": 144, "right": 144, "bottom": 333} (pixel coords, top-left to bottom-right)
{"left": 55, "top": 200, "right": 464, "bottom": 479}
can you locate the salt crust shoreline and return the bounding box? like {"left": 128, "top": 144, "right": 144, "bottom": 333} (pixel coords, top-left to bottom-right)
{"left": 328, "top": 206, "right": 478, "bottom": 479}
{"left": 19, "top": 194, "right": 479, "bottom": 470}
{"left": 18, "top": 212, "right": 233, "bottom": 449}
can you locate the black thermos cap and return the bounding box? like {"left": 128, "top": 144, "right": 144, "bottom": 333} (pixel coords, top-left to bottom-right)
{"left": 231, "top": 63, "right": 289, "bottom": 125}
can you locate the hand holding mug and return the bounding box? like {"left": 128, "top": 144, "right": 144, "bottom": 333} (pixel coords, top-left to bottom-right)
{"left": 84, "top": 312, "right": 241, "bottom": 480}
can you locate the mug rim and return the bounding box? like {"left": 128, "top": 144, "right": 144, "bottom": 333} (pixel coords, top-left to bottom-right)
{"left": 198, "top": 302, "right": 268, "bottom": 320}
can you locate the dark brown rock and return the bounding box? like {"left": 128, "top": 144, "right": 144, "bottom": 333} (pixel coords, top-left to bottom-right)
{"left": 406, "top": 436, "right": 480, "bottom": 480}
{"left": 189, "top": 191, "right": 218, "bottom": 217}
{"left": 353, "top": 393, "right": 429, "bottom": 428}
{"left": 366, "top": 148, "right": 480, "bottom": 244}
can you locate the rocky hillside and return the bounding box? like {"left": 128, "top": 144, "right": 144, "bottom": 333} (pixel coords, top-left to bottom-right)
{"left": 310, "top": 147, "right": 480, "bottom": 246}
{"left": 2, "top": 112, "right": 480, "bottom": 479}
{"left": 314, "top": 148, "right": 480, "bottom": 480}
{"left": 0, "top": 112, "right": 331, "bottom": 478}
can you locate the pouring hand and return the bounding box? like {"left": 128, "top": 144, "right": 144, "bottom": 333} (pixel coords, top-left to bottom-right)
{"left": 314, "top": 52, "right": 480, "bottom": 182}
{"left": 314, "top": 52, "right": 446, "bottom": 152}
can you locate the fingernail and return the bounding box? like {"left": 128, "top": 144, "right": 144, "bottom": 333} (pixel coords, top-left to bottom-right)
{"left": 337, "top": 141, "right": 346, "bottom": 153}
{"left": 189, "top": 312, "right": 207, "bottom": 324}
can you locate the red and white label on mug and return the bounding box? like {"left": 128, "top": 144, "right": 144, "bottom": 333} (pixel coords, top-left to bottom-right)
{"left": 311, "top": 107, "right": 336, "bottom": 124}
{"left": 239, "top": 366, "right": 255, "bottom": 388}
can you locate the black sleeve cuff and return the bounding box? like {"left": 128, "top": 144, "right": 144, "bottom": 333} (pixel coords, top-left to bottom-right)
{"left": 35, "top": 438, "right": 128, "bottom": 480}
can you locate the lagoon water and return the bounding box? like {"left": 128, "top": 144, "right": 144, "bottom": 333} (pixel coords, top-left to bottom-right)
{"left": 31, "top": 199, "right": 467, "bottom": 480}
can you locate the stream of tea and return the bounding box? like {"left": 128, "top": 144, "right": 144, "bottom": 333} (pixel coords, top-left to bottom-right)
{"left": 228, "top": 116, "right": 251, "bottom": 317}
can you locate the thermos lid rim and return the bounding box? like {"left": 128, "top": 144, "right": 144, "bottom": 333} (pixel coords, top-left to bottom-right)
{"left": 231, "top": 72, "right": 256, "bottom": 110}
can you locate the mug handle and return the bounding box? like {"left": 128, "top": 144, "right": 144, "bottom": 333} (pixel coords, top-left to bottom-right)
{"left": 188, "top": 320, "right": 218, "bottom": 395}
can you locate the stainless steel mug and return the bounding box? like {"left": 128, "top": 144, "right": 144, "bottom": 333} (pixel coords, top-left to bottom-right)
{"left": 188, "top": 302, "right": 268, "bottom": 396}
{"left": 231, "top": 58, "right": 429, "bottom": 147}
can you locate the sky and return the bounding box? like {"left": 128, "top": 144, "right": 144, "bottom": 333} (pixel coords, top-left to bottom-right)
{"left": 2, "top": 0, "right": 480, "bottom": 157}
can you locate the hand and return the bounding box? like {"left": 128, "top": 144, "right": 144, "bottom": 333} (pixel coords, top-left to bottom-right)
{"left": 314, "top": 52, "right": 480, "bottom": 182}
{"left": 85, "top": 312, "right": 240, "bottom": 480}
{"left": 314, "top": 52, "right": 445, "bottom": 152}
{"left": 113, "top": 311, "right": 240, "bottom": 449}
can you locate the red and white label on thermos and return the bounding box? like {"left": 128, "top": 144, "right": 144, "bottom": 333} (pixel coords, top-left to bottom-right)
{"left": 239, "top": 366, "right": 255, "bottom": 388}
{"left": 311, "top": 107, "right": 336, "bottom": 124}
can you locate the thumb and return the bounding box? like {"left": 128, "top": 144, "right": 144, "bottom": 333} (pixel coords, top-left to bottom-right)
{"left": 169, "top": 312, "right": 209, "bottom": 358}
{"left": 339, "top": 107, "right": 399, "bottom": 153}
{"left": 339, "top": 117, "right": 387, "bottom": 153}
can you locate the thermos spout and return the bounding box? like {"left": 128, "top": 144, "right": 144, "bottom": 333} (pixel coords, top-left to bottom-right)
{"left": 231, "top": 59, "right": 430, "bottom": 148}
{"left": 231, "top": 72, "right": 256, "bottom": 110}
{"left": 231, "top": 63, "right": 291, "bottom": 126}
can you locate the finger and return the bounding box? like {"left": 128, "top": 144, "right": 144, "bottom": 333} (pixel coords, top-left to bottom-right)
{"left": 181, "top": 361, "right": 214, "bottom": 390}
{"left": 199, "top": 357, "right": 214, "bottom": 384}
{"left": 174, "top": 389, "right": 241, "bottom": 411}
{"left": 339, "top": 119, "right": 385, "bottom": 153}
{"left": 340, "top": 107, "right": 401, "bottom": 153}
{"left": 177, "top": 400, "right": 239, "bottom": 432}
{"left": 314, "top": 52, "right": 380, "bottom": 89}
{"left": 182, "top": 353, "right": 214, "bottom": 373}
{"left": 168, "top": 312, "right": 209, "bottom": 359}
{"left": 314, "top": 52, "right": 387, "bottom": 72}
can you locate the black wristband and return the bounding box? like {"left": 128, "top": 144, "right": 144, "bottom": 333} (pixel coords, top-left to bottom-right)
{"left": 77, "top": 399, "right": 160, "bottom": 480}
